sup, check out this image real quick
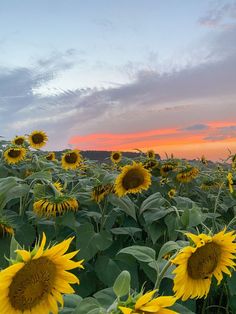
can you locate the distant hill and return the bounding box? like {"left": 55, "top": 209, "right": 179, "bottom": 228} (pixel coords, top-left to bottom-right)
{"left": 55, "top": 150, "right": 161, "bottom": 162}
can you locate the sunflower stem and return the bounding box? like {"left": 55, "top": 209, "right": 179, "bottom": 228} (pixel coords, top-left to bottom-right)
{"left": 154, "top": 252, "right": 178, "bottom": 290}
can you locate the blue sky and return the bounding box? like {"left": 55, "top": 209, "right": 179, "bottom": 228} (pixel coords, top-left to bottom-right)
{"left": 1, "top": 0, "right": 236, "bottom": 159}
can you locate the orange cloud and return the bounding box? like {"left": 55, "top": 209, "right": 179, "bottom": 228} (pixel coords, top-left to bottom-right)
{"left": 69, "top": 121, "right": 236, "bottom": 160}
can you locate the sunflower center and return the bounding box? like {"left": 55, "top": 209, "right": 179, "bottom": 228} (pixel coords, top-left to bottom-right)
{"left": 8, "top": 149, "right": 21, "bottom": 158}
{"left": 113, "top": 153, "right": 120, "bottom": 160}
{"left": 46, "top": 154, "right": 53, "bottom": 160}
{"left": 15, "top": 138, "right": 24, "bottom": 145}
{"left": 9, "top": 257, "right": 56, "bottom": 311}
{"left": 122, "top": 169, "right": 144, "bottom": 190}
{"left": 65, "top": 152, "right": 78, "bottom": 163}
{"left": 187, "top": 242, "right": 221, "bottom": 279}
{"left": 32, "top": 133, "right": 44, "bottom": 144}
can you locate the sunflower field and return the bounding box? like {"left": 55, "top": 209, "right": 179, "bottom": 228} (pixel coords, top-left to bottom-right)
{"left": 1, "top": 131, "right": 236, "bottom": 314}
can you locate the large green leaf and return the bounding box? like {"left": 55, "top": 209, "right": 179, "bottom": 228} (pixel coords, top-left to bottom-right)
{"left": 140, "top": 192, "right": 167, "bottom": 214}
{"left": 108, "top": 194, "right": 137, "bottom": 221}
{"left": 76, "top": 223, "right": 113, "bottom": 261}
{"left": 117, "top": 245, "right": 156, "bottom": 263}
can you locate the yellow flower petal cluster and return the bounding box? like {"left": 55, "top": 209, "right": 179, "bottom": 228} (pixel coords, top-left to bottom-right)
{"left": 146, "top": 149, "right": 155, "bottom": 159}
{"left": 227, "top": 172, "right": 234, "bottom": 193}
{"left": 4, "top": 147, "right": 27, "bottom": 164}
{"left": 0, "top": 233, "right": 84, "bottom": 314}
{"left": 160, "top": 163, "right": 176, "bottom": 177}
{"left": 172, "top": 229, "right": 236, "bottom": 301}
{"left": 92, "top": 184, "right": 114, "bottom": 203}
{"left": 28, "top": 130, "right": 48, "bottom": 149}
{"left": 168, "top": 189, "right": 176, "bottom": 198}
{"left": 33, "top": 198, "right": 78, "bottom": 217}
{"left": 114, "top": 162, "right": 151, "bottom": 197}
{"left": 46, "top": 152, "right": 56, "bottom": 161}
{"left": 119, "top": 290, "right": 178, "bottom": 314}
{"left": 61, "top": 150, "right": 82, "bottom": 170}
{"left": 111, "top": 151, "right": 122, "bottom": 163}
{"left": 12, "top": 135, "right": 26, "bottom": 146}
{"left": 176, "top": 167, "right": 199, "bottom": 183}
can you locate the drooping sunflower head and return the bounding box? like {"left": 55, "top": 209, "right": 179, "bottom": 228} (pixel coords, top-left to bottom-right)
{"left": 46, "top": 152, "right": 56, "bottom": 161}
{"left": 12, "top": 135, "right": 26, "bottom": 146}
{"left": 201, "top": 155, "right": 207, "bottom": 165}
{"left": 4, "top": 146, "right": 27, "bottom": 164}
{"left": 146, "top": 149, "right": 155, "bottom": 159}
{"left": 176, "top": 166, "right": 199, "bottom": 183}
{"left": 28, "top": 130, "right": 48, "bottom": 149}
{"left": 61, "top": 150, "right": 82, "bottom": 170}
{"left": 160, "top": 163, "right": 176, "bottom": 177}
{"left": 0, "top": 218, "right": 14, "bottom": 237}
{"left": 111, "top": 151, "right": 122, "bottom": 163}
{"left": 91, "top": 184, "right": 114, "bottom": 203}
{"left": 114, "top": 162, "right": 152, "bottom": 197}
{"left": 168, "top": 189, "right": 176, "bottom": 198}
{"left": 33, "top": 196, "right": 79, "bottom": 218}
{"left": 172, "top": 228, "right": 236, "bottom": 301}
{"left": 143, "top": 159, "right": 159, "bottom": 171}
{"left": 0, "top": 232, "right": 84, "bottom": 314}
{"left": 119, "top": 290, "right": 178, "bottom": 314}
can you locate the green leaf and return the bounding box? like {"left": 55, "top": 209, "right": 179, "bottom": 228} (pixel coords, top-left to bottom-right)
{"left": 172, "top": 303, "right": 195, "bottom": 314}
{"left": 157, "top": 241, "right": 180, "bottom": 262}
{"left": 108, "top": 194, "right": 137, "bottom": 221}
{"left": 140, "top": 192, "right": 167, "bottom": 214}
{"left": 74, "top": 298, "right": 105, "bottom": 314}
{"left": 10, "top": 236, "right": 22, "bottom": 260}
{"left": 143, "top": 207, "right": 174, "bottom": 224}
{"left": 95, "top": 256, "right": 121, "bottom": 286}
{"left": 110, "top": 227, "right": 142, "bottom": 236}
{"left": 93, "top": 288, "right": 116, "bottom": 309}
{"left": 148, "top": 222, "right": 166, "bottom": 244}
{"left": 117, "top": 245, "right": 156, "bottom": 263}
{"left": 181, "top": 207, "right": 202, "bottom": 228}
{"left": 15, "top": 223, "right": 36, "bottom": 247}
{"left": 113, "top": 270, "right": 131, "bottom": 297}
{"left": 76, "top": 223, "right": 112, "bottom": 262}
{"left": 25, "top": 170, "right": 52, "bottom": 181}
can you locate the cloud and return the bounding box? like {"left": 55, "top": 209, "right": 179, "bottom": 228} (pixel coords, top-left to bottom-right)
{"left": 198, "top": 1, "right": 236, "bottom": 28}
{"left": 1, "top": 23, "right": 236, "bottom": 152}
{"left": 181, "top": 124, "right": 209, "bottom": 131}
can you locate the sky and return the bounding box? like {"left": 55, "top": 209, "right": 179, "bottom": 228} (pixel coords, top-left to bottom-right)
{"left": 0, "top": 0, "right": 236, "bottom": 160}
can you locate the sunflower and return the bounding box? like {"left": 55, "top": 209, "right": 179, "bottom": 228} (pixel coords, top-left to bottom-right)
{"left": 146, "top": 149, "right": 155, "bottom": 159}
{"left": 168, "top": 189, "right": 176, "bottom": 198}
{"left": 12, "top": 135, "right": 26, "bottom": 146}
{"left": 28, "top": 130, "right": 48, "bottom": 149}
{"left": 119, "top": 290, "right": 178, "bottom": 314}
{"left": 114, "top": 162, "right": 151, "bottom": 197}
{"left": 0, "top": 232, "right": 84, "bottom": 314}
{"left": 143, "top": 159, "right": 159, "bottom": 171}
{"left": 92, "top": 184, "right": 114, "bottom": 203}
{"left": 46, "top": 152, "right": 56, "bottom": 161}
{"left": 176, "top": 167, "right": 199, "bottom": 183}
{"left": 61, "top": 150, "right": 82, "bottom": 170}
{"left": 201, "top": 155, "right": 207, "bottom": 165}
{"left": 227, "top": 172, "right": 234, "bottom": 193}
{"left": 4, "top": 146, "right": 27, "bottom": 164}
{"left": 160, "top": 163, "right": 176, "bottom": 177}
{"left": 53, "top": 181, "right": 63, "bottom": 193}
{"left": 0, "top": 223, "right": 14, "bottom": 237}
{"left": 200, "top": 180, "right": 220, "bottom": 191}
{"left": 33, "top": 197, "right": 78, "bottom": 217}
{"left": 172, "top": 229, "right": 236, "bottom": 301}
{"left": 111, "top": 151, "right": 122, "bottom": 163}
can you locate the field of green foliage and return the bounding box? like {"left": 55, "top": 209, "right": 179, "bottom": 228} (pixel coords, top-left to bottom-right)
{"left": 0, "top": 131, "right": 236, "bottom": 314}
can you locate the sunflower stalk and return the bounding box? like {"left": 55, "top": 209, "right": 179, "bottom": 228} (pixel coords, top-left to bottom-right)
{"left": 154, "top": 251, "right": 178, "bottom": 290}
